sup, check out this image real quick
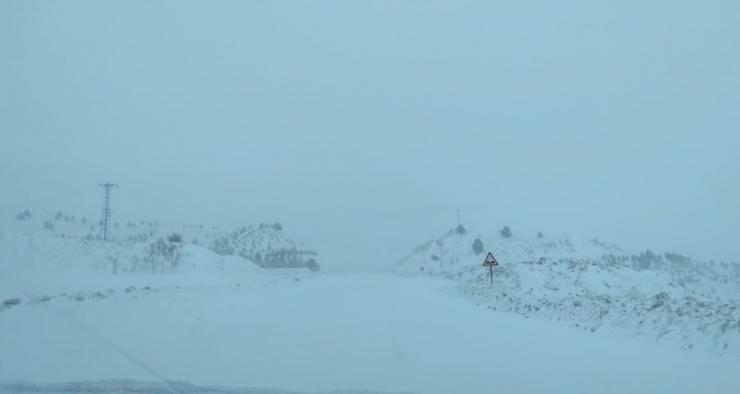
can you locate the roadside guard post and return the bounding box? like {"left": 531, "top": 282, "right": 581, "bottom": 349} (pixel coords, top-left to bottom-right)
{"left": 482, "top": 252, "right": 499, "bottom": 285}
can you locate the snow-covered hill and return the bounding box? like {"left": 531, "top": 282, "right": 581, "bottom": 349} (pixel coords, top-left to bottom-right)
{"left": 2, "top": 213, "right": 740, "bottom": 393}
{"left": 396, "top": 226, "right": 740, "bottom": 355}
{"left": 208, "top": 223, "right": 319, "bottom": 270}
{"left": 0, "top": 209, "right": 321, "bottom": 281}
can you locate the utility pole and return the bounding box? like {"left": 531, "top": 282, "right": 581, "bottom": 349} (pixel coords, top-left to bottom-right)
{"left": 99, "top": 183, "right": 118, "bottom": 241}
{"left": 456, "top": 210, "right": 460, "bottom": 226}
{"left": 438, "top": 240, "right": 443, "bottom": 265}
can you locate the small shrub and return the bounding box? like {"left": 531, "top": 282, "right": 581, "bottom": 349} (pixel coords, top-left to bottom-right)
{"left": 167, "top": 233, "right": 183, "bottom": 243}
{"left": 650, "top": 292, "right": 669, "bottom": 310}
{"left": 455, "top": 224, "right": 466, "bottom": 234}
{"left": 43, "top": 221, "right": 55, "bottom": 231}
{"left": 665, "top": 252, "right": 691, "bottom": 266}
{"left": 632, "top": 249, "right": 662, "bottom": 270}
{"left": 500, "top": 226, "right": 512, "bottom": 238}
{"left": 210, "top": 236, "right": 235, "bottom": 256}
{"left": 2, "top": 298, "right": 21, "bottom": 306}
{"left": 15, "top": 210, "right": 32, "bottom": 221}
{"left": 143, "top": 238, "right": 183, "bottom": 272}
{"left": 54, "top": 211, "right": 64, "bottom": 220}
{"left": 472, "top": 238, "right": 484, "bottom": 254}
{"left": 538, "top": 232, "right": 543, "bottom": 238}
{"left": 431, "top": 254, "right": 440, "bottom": 261}
{"left": 273, "top": 222, "right": 283, "bottom": 231}
{"left": 305, "top": 259, "right": 320, "bottom": 272}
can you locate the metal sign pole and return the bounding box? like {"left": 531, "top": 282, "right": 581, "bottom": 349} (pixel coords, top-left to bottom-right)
{"left": 483, "top": 251, "right": 499, "bottom": 285}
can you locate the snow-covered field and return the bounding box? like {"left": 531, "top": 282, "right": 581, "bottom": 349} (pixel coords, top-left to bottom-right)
{"left": 2, "top": 215, "right": 740, "bottom": 394}
{"left": 4, "top": 272, "right": 740, "bottom": 394}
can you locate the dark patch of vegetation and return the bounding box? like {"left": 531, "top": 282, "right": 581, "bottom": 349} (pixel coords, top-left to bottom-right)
{"left": 305, "top": 259, "right": 321, "bottom": 272}
{"left": 602, "top": 254, "right": 630, "bottom": 265}
{"left": 167, "top": 233, "right": 183, "bottom": 243}
{"left": 649, "top": 292, "right": 670, "bottom": 310}
{"left": 2, "top": 298, "right": 21, "bottom": 307}
{"left": 15, "top": 210, "right": 32, "bottom": 221}
{"left": 210, "top": 236, "right": 235, "bottom": 256}
{"left": 143, "top": 238, "right": 183, "bottom": 272}
{"left": 456, "top": 224, "right": 466, "bottom": 234}
{"left": 500, "top": 225, "right": 512, "bottom": 238}
{"left": 43, "top": 221, "right": 55, "bottom": 231}
{"left": 259, "top": 222, "right": 283, "bottom": 231}
{"left": 472, "top": 238, "right": 484, "bottom": 254}
{"left": 665, "top": 252, "right": 692, "bottom": 267}
{"left": 632, "top": 249, "right": 662, "bottom": 270}
{"left": 127, "top": 233, "right": 149, "bottom": 243}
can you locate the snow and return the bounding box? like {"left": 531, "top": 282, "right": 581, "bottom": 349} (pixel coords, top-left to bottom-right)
{"left": 0, "top": 380, "right": 405, "bottom": 394}
{"left": 2, "top": 273, "right": 740, "bottom": 394}
{"left": 1, "top": 217, "right": 740, "bottom": 393}
{"left": 396, "top": 228, "right": 740, "bottom": 356}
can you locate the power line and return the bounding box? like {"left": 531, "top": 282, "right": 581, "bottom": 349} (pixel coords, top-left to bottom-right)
{"left": 98, "top": 183, "right": 118, "bottom": 241}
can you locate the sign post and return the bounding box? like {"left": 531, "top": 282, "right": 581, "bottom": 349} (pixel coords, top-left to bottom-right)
{"left": 482, "top": 252, "right": 499, "bottom": 285}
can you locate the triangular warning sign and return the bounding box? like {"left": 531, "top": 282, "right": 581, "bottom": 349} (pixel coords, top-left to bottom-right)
{"left": 482, "top": 252, "right": 499, "bottom": 266}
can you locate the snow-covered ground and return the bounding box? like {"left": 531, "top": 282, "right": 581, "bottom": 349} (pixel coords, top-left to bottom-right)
{"left": 2, "top": 216, "right": 740, "bottom": 393}
{"left": 0, "top": 210, "right": 320, "bottom": 277}
{"left": 2, "top": 272, "right": 740, "bottom": 394}
{"left": 396, "top": 227, "right": 740, "bottom": 357}
{"left": 0, "top": 380, "right": 403, "bottom": 394}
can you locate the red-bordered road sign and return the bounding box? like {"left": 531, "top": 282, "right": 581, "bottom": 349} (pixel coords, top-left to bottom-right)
{"left": 482, "top": 252, "right": 499, "bottom": 266}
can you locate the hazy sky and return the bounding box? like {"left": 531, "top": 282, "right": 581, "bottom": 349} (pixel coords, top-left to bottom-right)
{"left": 1, "top": 1, "right": 738, "bottom": 266}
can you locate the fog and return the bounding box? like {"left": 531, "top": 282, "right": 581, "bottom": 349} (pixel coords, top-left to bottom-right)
{"left": 1, "top": 1, "right": 738, "bottom": 267}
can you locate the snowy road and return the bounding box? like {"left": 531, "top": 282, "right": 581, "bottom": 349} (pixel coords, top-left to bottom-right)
{"left": 1, "top": 273, "right": 739, "bottom": 394}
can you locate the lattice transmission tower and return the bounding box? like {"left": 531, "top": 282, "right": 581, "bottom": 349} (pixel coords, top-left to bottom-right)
{"left": 99, "top": 183, "right": 118, "bottom": 241}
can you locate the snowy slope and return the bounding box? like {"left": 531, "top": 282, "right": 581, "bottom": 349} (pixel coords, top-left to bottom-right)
{"left": 208, "top": 224, "right": 319, "bottom": 269}
{"left": 0, "top": 210, "right": 320, "bottom": 284}
{"left": 396, "top": 227, "right": 740, "bottom": 355}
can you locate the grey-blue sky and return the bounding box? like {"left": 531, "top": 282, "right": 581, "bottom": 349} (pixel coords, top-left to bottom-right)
{"left": 1, "top": 1, "right": 738, "bottom": 266}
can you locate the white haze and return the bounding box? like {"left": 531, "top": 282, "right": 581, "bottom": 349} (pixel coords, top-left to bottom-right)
{"left": 1, "top": 1, "right": 739, "bottom": 267}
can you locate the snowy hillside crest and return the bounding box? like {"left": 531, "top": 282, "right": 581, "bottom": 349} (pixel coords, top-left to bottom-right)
{"left": 0, "top": 210, "right": 321, "bottom": 275}
{"left": 397, "top": 225, "right": 740, "bottom": 355}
